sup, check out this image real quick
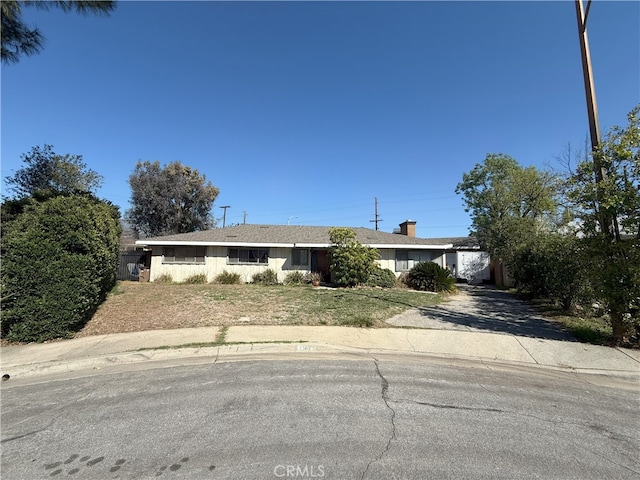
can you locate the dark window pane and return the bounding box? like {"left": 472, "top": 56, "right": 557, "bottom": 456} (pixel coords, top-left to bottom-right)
{"left": 292, "top": 248, "right": 309, "bottom": 266}
{"left": 228, "top": 248, "right": 268, "bottom": 264}
{"left": 163, "top": 246, "right": 205, "bottom": 264}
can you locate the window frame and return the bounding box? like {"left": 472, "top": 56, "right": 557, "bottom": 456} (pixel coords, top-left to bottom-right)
{"left": 395, "top": 250, "right": 409, "bottom": 272}
{"left": 291, "top": 248, "right": 310, "bottom": 267}
{"left": 162, "top": 246, "right": 206, "bottom": 264}
{"left": 395, "top": 249, "right": 433, "bottom": 272}
{"left": 228, "top": 248, "right": 269, "bottom": 265}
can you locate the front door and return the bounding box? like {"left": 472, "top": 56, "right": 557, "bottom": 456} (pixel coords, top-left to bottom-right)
{"left": 310, "top": 250, "right": 331, "bottom": 282}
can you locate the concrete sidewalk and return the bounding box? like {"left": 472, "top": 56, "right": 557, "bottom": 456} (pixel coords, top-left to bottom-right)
{"left": 2, "top": 326, "right": 640, "bottom": 381}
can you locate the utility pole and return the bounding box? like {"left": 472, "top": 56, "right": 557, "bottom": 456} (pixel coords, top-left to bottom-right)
{"left": 243, "top": 211, "right": 247, "bottom": 225}
{"left": 575, "top": 0, "right": 617, "bottom": 239}
{"left": 220, "top": 205, "right": 231, "bottom": 228}
{"left": 369, "top": 197, "right": 383, "bottom": 231}
{"left": 575, "top": 0, "right": 601, "bottom": 154}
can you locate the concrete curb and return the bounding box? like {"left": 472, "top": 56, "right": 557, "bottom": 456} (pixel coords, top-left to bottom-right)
{"left": 2, "top": 326, "right": 640, "bottom": 384}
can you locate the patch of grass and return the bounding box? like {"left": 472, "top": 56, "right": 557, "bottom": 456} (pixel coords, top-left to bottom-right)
{"left": 110, "top": 282, "right": 125, "bottom": 295}
{"left": 138, "top": 339, "right": 308, "bottom": 351}
{"left": 339, "top": 316, "right": 375, "bottom": 327}
{"left": 81, "top": 283, "right": 447, "bottom": 337}
{"left": 545, "top": 313, "right": 612, "bottom": 345}
{"left": 215, "top": 325, "right": 229, "bottom": 344}
{"left": 529, "top": 297, "right": 613, "bottom": 346}
{"left": 284, "top": 271, "right": 305, "bottom": 285}
{"left": 154, "top": 273, "right": 174, "bottom": 284}
{"left": 252, "top": 269, "right": 279, "bottom": 285}
{"left": 213, "top": 271, "right": 242, "bottom": 285}
{"left": 565, "top": 317, "right": 612, "bottom": 344}
{"left": 296, "top": 287, "right": 445, "bottom": 327}
{"left": 182, "top": 273, "right": 208, "bottom": 284}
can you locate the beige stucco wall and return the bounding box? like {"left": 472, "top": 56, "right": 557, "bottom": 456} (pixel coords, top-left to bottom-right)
{"left": 148, "top": 246, "right": 449, "bottom": 282}
{"left": 377, "top": 249, "right": 395, "bottom": 272}
{"left": 149, "top": 246, "right": 310, "bottom": 283}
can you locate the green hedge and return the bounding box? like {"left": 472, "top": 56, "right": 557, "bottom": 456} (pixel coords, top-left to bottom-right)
{"left": 366, "top": 267, "right": 397, "bottom": 288}
{"left": 1, "top": 195, "right": 121, "bottom": 342}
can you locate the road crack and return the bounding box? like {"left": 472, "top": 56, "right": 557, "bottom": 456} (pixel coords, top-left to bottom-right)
{"left": 392, "top": 398, "right": 639, "bottom": 449}
{"left": 1, "top": 419, "right": 54, "bottom": 443}
{"left": 361, "top": 358, "right": 396, "bottom": 480}
{"left": 513, "top": 336, "right": 539, "bottom": 364}
{"left": 394, "top": 398, "right": 504, "bottom": 414}
{"left": 405, "top": 331, "right": 416, "bottom": 352}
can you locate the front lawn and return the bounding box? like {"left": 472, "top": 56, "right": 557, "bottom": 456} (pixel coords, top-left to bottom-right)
{"left": 78, "top": 282, "right": 447, "bottom": 337}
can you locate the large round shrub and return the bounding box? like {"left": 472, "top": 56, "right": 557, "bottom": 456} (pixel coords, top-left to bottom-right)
{"left": 366, "top": 267, "right": 397, "bottom": 288}
{"left": 407, "top": 262, "right": 456, "bottom": 293}
{"left": 329, "top": 227, "right": 379, "bottom": 287}
{"left": 1, "top": 195, "right": 121, "bottom": 342}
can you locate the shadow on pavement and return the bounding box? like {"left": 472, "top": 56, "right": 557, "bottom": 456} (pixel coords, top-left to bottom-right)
{"left": 415, "top": 284, "right": 576, "bottom": 341}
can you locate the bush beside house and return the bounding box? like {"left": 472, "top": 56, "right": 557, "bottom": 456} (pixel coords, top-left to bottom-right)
{"left": 407, "top": 262, "right": 456, "bottom": 293}
{"left": 366, "top": 267, "right": 398, "bottom": 288}
{"left": 329, "top": 227, "right": 379, "bottom": 287}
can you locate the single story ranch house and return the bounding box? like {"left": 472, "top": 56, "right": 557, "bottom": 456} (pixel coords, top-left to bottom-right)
{"left": 135, "top": 220, "right": 490, "bottom": 284}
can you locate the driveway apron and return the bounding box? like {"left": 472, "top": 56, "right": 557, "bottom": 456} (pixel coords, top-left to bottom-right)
{"left": 387, "top": 284, "right": 575, "bottom": 341}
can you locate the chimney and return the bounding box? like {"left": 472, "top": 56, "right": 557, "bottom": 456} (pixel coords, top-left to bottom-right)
{"left": 399, "top": 220, "right": 416, "bottom": 237}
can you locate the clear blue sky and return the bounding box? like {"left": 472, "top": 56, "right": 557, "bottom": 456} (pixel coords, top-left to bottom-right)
{"left": 2, "top": 1, "right": 639, "bottom": 238}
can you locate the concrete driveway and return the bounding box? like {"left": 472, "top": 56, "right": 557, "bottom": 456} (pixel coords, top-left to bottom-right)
{"left": 387, "top": 283, "right": 576, "bottom": 341}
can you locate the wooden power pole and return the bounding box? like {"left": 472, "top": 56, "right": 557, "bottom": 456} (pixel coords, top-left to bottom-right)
{"left": 575, "top": 0, "right": 617, "bottom": 239}
{"left": 220, "top": 205, "right": 231, "bottom": 228}
{"left": 369, "top": 197, "right": 383, "bottom": 231}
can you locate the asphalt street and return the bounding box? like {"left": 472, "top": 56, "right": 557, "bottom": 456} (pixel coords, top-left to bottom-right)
{"left": 2, "top": 357, "right": 638, "bottom": 480}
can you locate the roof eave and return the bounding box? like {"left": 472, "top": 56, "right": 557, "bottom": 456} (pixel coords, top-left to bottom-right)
{"left": 136, "top": 240, "right": 455, "bottom": 249}
{"left": 135, "top": 240, "right": 294, "bottom": 248}
{"left": 367, "top": 243, "right": 454, "bottom": 249}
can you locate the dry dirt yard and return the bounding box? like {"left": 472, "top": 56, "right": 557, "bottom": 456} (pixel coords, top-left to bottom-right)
{"left": 77, "top": 281, "right": 445, "bottom": 337}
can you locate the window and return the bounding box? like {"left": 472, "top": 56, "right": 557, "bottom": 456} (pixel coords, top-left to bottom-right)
{"left": 395, "top": 250, "right": 409, "bottom": 272}
{"left": 291, "top": 248, "right": 309, "bottom": 266}
{"left": 395, "top": 250, "right": 433, "bottom": 272}
{"left": 163, "top": 246, "right": 206, "bottom": 264}
{"left": 228, "top": 248, "right": 269, "bottom": 264}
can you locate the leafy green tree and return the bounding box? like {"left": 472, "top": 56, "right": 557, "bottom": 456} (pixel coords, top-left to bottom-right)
{"left": 567, "top": 105, "right": 640, "bottom": 240}
{"left": 564, "top": 105, "right": 640, "bottom": 341}
{"left": 329, "top": 227, "right": 379, "bottom": 287}
{"left": 126, "top": 160, "right": 220, "bottom": 237}
{"left": 584, "top": 237, "right": 639, "bottom": 341}
{"left": 5, "top": 144, "right": 103, "bottom": 198}
{"left": 455, "top": 153, "right": 558, "bottom": 267}
{"left": 1, "top": 195, "right": 121, "bottom": 342}
{"left": 1, "top": 0, "right": 116, "bottom": 64}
